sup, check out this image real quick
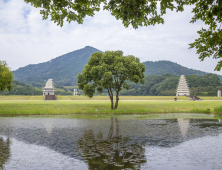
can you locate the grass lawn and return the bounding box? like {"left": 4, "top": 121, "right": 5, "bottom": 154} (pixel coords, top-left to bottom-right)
{"left": 0, "top": 95, "right": 44, "bottom": 100}
{"left": 1, "top": 95, "right": 222, "bottom": 101}
{"left": 199, "top": 97, "right": 222, "bottom": 100}
{"left": 56, "top": 96, "right": 190, "bottom": 101}
{"left": 0, "top": 100, "right": 222, "bottom": 115}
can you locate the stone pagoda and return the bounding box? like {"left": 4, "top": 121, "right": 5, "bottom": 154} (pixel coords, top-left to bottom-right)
{"left": 176, "top": 74, "right": 190, "bottom": 96}
{"left": 43, "top": 79, "right": 57, "bottom": 100}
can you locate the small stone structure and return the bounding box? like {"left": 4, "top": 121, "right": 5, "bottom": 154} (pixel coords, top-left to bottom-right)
{"left": 43, "top": 79, "right": 57, "bottom": 100}
{"left": 218, "top": 90, "right": 221, "bottom": 97}
{"left": 73, "top": 88, "right": 78, "bottom": 96}
{"left": 176, "top": 74, "right": 190, "bottom": 96}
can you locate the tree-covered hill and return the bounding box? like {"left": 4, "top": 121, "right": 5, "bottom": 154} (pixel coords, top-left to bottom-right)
{"left": 143, "top": 60, "right": 222, "bottom": 79}
{"left": 12, "top": 46, "right": 222, "bottom": 87}
{"left": 13, "top": 46, "right": 101, "bottom": 86}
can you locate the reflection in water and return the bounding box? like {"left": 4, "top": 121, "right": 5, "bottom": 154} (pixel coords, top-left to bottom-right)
{"left": 0, "top": 137, "right": 10, "bottom": 170}
{"left": 0, "top": 115, "right": 222, "bottom": 169}
{"left": 177, "top": 119, "right": 190, "bottom": 137}
{"left": 77, "top": 118, "right": 146, "bottom": 169}
{"left": 43, "top": 120, "right": 53, "bottom": 135}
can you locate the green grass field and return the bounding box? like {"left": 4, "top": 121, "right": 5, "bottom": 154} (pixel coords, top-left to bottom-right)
{"left": 1, "top": 95, "right": 222, "bottom": 101}
{"left": 0, "top": 100, "right": 222, "bottom": 115}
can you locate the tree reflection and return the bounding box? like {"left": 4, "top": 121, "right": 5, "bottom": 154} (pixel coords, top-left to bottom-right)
{"left": 77, "top": 118, "right": 146, "bottom": 170}
{"left": 0, "top": 138, "right": 10, "bottom": 170}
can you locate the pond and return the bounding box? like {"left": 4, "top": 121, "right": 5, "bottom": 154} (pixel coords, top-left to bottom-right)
{"left": 0, "top": 113, "right": 222, "bottom": 170}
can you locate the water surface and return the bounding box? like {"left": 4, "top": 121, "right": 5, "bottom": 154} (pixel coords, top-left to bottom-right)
{"left": 0, "top": 113, "right": 222, "bottom": 170}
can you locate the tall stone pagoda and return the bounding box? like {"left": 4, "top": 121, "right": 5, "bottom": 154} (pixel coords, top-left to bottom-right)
{"left": 43, "top": 79, "right": 57, "bottom": 100}
{"left": 176, "top": 73, "right": 190, "bottom": 96}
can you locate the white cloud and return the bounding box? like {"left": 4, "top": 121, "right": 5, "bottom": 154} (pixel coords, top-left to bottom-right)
{"left": 0, "top": 0, "right": 221, "bottom": 75}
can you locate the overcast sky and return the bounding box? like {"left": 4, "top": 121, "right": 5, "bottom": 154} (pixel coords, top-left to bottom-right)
{"left": 0, "top": 0, "right": 222, "bottom": 75}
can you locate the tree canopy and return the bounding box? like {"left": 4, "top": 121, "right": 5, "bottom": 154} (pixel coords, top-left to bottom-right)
{"left": 0, "top": 80, "right": 43, "bottom": 95}
{"left": 0, "top": 61, "right": 13, "bottom": 92}
{"left": 188, "top": 0, "right": 222, "bottom": 71}
{"left": 77, "top": 51, "right": 145, "bottom": 109}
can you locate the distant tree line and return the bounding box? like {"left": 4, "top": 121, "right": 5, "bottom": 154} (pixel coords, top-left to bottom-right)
{"left": 0, "top": 80, "right": 42, "bottom": 95}
{"left": 119, "top": 73, "right": 222, "bottom": 96}
{"left": 0, "top": 81, "right": 74, "bottom": 95}
{"left": 1, "top": 73, "right": 221, "bottom": 96}
{"left": 54, "top": 85, "right": 73, "bottom": 95}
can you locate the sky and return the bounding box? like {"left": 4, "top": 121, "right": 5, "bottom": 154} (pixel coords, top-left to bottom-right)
{"left": 0, "top": 0, "right": 222, "bottom": 75}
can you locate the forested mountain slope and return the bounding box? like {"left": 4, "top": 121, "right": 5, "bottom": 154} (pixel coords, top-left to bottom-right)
{"left": 13, "top": 46, "right": 222, "bottom": 86}
{"left": 143, "top": 61, "right": 222, "bottom": 80}
{"left": 13, "top": 46, "right": 101, "bottom": 86}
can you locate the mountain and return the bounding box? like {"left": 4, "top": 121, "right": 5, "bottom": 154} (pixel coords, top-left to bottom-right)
{"left": 13, "top": 46, "right": 222, "bottom": 86}
{"left": 13, "top": 46, "right": 101, "bottom": 86}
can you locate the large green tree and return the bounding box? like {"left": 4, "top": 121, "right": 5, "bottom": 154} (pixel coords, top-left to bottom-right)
{"left": 77, "top": 51, "right": 145, "bottom": 109}
{"left": 24, "top": 0, "right": 222, "bottom": 70}
{"left": 0, "top": 61, "right": 13, "bottom": 92}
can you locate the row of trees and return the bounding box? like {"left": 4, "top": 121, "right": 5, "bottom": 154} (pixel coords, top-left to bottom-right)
{"left": 54, "top": 85, "right": 73, "bottom": 95}
{"left": 0, "top": 80, "right": 75, "bottom": 95}
{"left": 120, "top": 73, "right": 222, "bottom": 96}
{"left": 0, "top": 80, "right": 42, "bottom": 95}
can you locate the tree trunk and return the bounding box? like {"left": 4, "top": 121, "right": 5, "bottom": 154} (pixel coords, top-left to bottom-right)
{"left": 108, "top": 88, "right": 114, "bottom": 109}
{"left": 114, "top": 91, "right": 119, "bottom": 109}
{"left": 110, "top": 95, "right": 114, "bottom": 109}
